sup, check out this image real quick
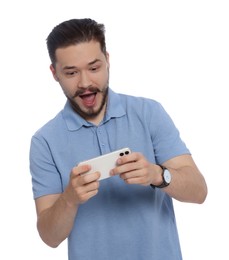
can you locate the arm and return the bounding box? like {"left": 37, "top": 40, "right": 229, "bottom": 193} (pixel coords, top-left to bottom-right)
{"left": 160, "top": 154, "right": 207, "bottom": 203}
{"left": 110, "top": 153, "right": 207, "bottom": 204}
{"left": 35, "top": 164, "right": 100, "bottom": 248}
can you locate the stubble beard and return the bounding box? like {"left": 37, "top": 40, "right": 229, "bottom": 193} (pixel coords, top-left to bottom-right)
{"left": 68, "top": 85, "right": 109, "bottom": 121}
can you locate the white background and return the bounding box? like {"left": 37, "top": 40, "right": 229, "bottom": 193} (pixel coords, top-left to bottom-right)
{"left": 0, "top": 0, "right": 228, "bottom": 259}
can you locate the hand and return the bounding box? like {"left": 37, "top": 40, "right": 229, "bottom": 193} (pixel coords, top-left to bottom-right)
{"left": 64, "top": 164, "right": 100, "bottom": 207}
{"left": 110, "top": 152, "right": 162, "bottom": 186}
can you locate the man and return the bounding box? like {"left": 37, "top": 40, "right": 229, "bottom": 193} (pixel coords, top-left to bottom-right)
{"left": 29, "top": 18, "right": 207, "bottom": 260}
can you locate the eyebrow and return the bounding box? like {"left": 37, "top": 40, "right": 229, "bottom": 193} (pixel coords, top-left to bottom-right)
{"left": 63, "top": 59, "right": 102, "bottom": 70}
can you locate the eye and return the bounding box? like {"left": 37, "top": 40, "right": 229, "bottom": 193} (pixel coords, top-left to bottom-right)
{"left": 66, "top": 71, "right": 78, "bottom": 76}
{"left": 90, "top": 67, "right": 97, "bottom": 71}
{"left": 89, "top": 65, "right": 101, "bottom": 72}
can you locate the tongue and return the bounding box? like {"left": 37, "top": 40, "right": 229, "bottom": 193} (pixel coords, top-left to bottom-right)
{"left": 81, "top": 93, "right": 96, "bottom": 107}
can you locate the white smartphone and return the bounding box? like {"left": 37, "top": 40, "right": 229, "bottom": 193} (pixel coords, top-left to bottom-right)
{"left": 78, "top": 147, "right": 131, "bottom": 180}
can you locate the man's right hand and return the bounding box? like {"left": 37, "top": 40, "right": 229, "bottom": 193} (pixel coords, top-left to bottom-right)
{"left": 63, "top": 164, "right": 101, "bottom": 207}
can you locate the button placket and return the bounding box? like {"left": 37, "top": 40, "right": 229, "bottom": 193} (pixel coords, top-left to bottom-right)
{"left": 96, "top": 126, "right": 108, "bottom": 154}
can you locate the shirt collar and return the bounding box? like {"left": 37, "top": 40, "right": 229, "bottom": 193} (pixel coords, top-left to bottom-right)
{"left": 62, "top": 88, "right": 126, "bottom": 131}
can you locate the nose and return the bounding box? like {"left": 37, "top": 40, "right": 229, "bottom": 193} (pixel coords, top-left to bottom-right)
{"left": 78, "top": 71, "right": 92, "bottom": 89}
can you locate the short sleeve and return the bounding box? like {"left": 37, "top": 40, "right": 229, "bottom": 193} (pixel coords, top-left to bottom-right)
{"left": 29, "top": 134, "right": 63, "bottom": 199}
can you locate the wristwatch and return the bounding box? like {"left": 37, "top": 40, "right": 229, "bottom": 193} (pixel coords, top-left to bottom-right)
{"left": 150, "top": 165, "right": 172, "bottom": 188}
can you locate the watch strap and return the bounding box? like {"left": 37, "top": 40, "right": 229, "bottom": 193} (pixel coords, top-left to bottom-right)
{"left": 150, "top": 165, "right": 170, "bottom": 189}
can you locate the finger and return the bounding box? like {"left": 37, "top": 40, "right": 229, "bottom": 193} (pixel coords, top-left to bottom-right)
{"left": 75, "top": 183, "right": 100, "bottom": 204}
{"left": 81, "top": 171, "right": 101, "bottom": 184}
{"left": 120, "top": 167, "right": 145, "bottom": 180}
{"left": 74, "top": 172, "right": 100, "bottom": 188}
{"left": 111, "top": 160, "right": 141, "bottom": 176}
{"left": 123, "top": 175, "right": 148, "bottom": 186}
{"left": 71, "top": 164, "right": 91, "bottom": 178}
{"left": 70, "top": 165, "right": 100, "bottom": 188}
{"left": 117, "top": 152, "right": 141, "bottom": 165}
{"left": 78, "top": 189, "right": 99, "bottom": 203}
{"left": 77, "top": 179, "right": 100, "bottom": 193}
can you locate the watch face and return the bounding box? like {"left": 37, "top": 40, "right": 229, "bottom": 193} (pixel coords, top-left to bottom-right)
{"left": 164, "top": 169, "right": 172, "bottom": 184}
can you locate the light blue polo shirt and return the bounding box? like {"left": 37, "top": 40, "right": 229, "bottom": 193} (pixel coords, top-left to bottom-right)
{"left": 30, "top": 88, "right": 190, "bottom": 260}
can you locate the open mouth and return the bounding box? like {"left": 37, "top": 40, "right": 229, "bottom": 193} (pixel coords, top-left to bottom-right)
{"left": 79, "top": 92, "right": 97, "bottom": 107}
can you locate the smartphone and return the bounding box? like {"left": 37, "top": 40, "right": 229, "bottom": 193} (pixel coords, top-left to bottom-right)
{"left": 78, "top": 147, "right": 131, "bottom": 180}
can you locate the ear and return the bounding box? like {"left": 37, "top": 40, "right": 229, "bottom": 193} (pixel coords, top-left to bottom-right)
{"left": 50, "top": 64, "right": 59, "bottom": 81}
{"left": 106, "top": 52, "right": 110, "bottom": 69}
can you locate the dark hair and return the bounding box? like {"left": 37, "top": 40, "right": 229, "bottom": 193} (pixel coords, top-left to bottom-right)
{"left": 46, "top": 18, "right": 106, "bottom": 65}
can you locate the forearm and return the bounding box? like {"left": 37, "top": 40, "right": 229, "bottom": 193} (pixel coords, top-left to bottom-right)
{"left": 36, "top": 166, "right": 100, "bottom": 248}
{"left": 37, "top": 194, "right": 79, "bottom": 248}
{"left": 163, "top": 165, "right": 208, "bottom": 204}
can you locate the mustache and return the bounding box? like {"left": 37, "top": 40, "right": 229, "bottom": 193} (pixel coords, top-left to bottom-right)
{"left": 72, "top": 72, "right": 110, "bottom": 99}
{"left": 72, "top": 86, "right": 103, "bottom": 98}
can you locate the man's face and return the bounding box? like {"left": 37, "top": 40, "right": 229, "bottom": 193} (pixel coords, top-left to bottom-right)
{"left": 50, "top": 41, "right": 110, "bottom": 122}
